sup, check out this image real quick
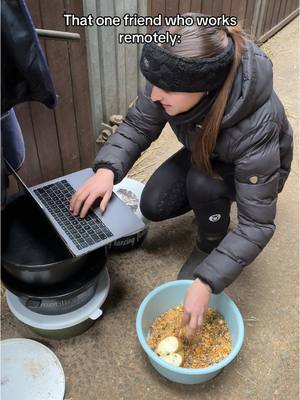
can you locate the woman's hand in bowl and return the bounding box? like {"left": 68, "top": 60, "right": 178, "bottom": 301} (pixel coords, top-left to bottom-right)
{"left": 182, "top": 278, "right": 212, "bottom": 338}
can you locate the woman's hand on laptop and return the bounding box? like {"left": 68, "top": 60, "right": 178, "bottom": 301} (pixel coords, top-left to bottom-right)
{"left": 69, "top": 168, "right": 114, "bottom": 218}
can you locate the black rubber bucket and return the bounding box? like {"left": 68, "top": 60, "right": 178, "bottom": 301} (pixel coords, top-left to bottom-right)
{"left": 1, "top": 192, "right": 106, "bottom": 287}
{"left": 1, "top": 249, "right": 106, "bottom": 315}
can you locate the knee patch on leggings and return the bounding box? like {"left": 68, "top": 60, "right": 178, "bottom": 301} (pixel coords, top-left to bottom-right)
{"left": 140, "top": 180, "right": 189, "bottom": 221}
{"left": 186, "top": 166, "right": 231, "bottom": 203}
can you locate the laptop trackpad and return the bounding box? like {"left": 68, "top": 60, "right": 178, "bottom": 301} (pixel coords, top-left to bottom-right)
{"left": 93, "top": 192, "right": 144, "bottom": 237}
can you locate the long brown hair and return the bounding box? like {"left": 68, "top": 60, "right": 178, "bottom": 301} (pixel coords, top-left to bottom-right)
{"left": 159, "top": 15, "right": 246, "bottom": 176}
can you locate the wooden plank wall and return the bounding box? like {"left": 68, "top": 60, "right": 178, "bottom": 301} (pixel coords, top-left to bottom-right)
{"left": 148, "top": 0, "right": 299, "bottom": 40}
{"left": 11, "top": 0, "right": 95, "bottom": 192}
{"left": 262, "top": 0, "right": 299, "bottom": 32}
{"left": 83, "top": 0, "right": 147, "bottom": 142}
{"left": 148, "top": 0, "right": 255, "bottom": 36}
{"left": 257, "top": 0, "right": 299, "bottom": 42}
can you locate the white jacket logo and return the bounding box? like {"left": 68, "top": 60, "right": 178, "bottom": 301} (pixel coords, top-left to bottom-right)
{"left": 209, "top": 214, "right": 221, "bottom": 222}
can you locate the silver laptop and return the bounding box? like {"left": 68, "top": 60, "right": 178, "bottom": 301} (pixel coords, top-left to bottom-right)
{"left": 6, "top": 163, "right": 145, "bottom": 257}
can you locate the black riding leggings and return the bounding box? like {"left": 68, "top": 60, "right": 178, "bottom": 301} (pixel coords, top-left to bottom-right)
{"left": 140, "top": 147, "right": 236, "bottom": 251}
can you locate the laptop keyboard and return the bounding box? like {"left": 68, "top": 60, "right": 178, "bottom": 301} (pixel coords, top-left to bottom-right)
{"left": 33, "top": 180, "right": 113, "bottom": 250}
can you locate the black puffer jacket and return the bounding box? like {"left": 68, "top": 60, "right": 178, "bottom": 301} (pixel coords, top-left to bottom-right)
{"left": 1, "top": 0, "right": 57, "bottom": 114}
{"left": 94, "top": 39, "right": 293, "bottom": 294}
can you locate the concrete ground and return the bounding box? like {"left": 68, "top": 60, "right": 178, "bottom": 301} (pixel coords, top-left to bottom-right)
{"left": 1, "top": 18, "right": 299, "bottom": 400}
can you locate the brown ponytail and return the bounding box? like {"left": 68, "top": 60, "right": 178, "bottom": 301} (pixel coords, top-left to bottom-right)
{"left": 160, "top": 18, "right": 247, "bottom": 176}
{"left": 192, "top": 24, "right": 246, "bottom": 177}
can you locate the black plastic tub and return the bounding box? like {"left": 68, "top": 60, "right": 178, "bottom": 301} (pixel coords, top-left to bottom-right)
{"left": 1, "top": 249, "right": 106, "bottom": 315}
{"left": 1, "top": 192, "right": 106, "bottom": 287}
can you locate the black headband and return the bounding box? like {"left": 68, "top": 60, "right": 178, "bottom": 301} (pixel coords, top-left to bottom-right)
{"left": 140, "top": 36, "right": 235, "bottom": 92}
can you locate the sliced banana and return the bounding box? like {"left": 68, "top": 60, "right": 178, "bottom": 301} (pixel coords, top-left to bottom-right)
{"left": 160, "top": 352, "right": 184, "bottom": 367}
{"left": 155, "top": 336, "right": 182, "bottom": 356}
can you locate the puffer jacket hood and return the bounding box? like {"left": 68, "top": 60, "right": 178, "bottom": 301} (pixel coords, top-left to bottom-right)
{"left": 165, "top": 38, "right": 274, "bottom": 129}
{"left": 221, "top": 39, "right": 274, "bottom": 129}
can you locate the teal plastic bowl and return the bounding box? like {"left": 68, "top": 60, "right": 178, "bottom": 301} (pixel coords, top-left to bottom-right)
{"left": 136, "top": 280, "right": 244, "bottom": 384}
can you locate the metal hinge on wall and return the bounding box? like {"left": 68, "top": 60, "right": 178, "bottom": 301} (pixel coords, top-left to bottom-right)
{"left": 96, "top": 114, "right": 124, "bottom": 144}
